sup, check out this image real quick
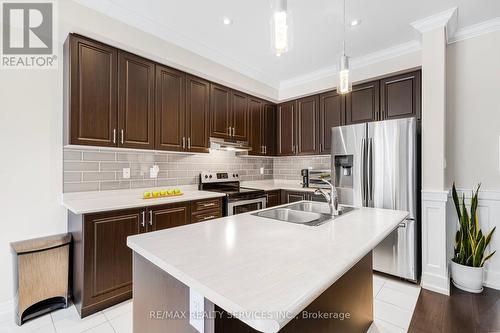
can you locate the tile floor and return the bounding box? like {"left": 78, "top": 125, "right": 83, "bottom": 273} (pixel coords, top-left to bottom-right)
{"left": 0, "top": 274, "right": 420, "bottom": 333}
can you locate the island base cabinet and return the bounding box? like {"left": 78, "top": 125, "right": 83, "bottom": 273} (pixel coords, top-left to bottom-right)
{"left": 132, "top": 251, "right": 373, "bottom": 333}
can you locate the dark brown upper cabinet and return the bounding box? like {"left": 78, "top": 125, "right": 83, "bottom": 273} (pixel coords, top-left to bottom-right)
{"left": 118, "top": 52, "right": 155, "bottom": 149}
{"left": 345, "top": 81, "right": 380, "bottom": 124}
{"left": 277, "top": 100, "right": 296, "bottom": 156}
{"left": 263, "top": 103, "right": 276, "bottom": 156}
{"left": 231, "top": 91, "right": 249, "bottom": 141}
{"left": 68, "top": 35, "right": 118, "bottom": 147}
{"left": 210, "top": 84, "right": 231, "bottom": 139}
{"left": 186, "top": 75, "right": 210, "bottom": 153}
{"left": 155, "top": 65, "right": 185, "bottom": 152}
{"left": 319, "top": 90, "right": 344, "bottom": 154}
{"left": 248, "top": 97, "right": 263, "bottom": 156}
{"left": 380, "top": 71, "right": 421, "bottom": 120}
{"left": 296, "top": 95, "right": 319, "bottom": 155}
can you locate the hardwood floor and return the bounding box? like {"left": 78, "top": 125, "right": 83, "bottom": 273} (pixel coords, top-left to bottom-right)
{"left": 408, "top": 286, "right": 500, "bottom": 333}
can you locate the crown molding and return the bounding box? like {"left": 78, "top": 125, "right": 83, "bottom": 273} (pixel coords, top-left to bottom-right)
{"left": 449, "top": 16, "right": 500, "bottom": 44}
{"left": 72, "top": 0, "right": 281, "bottom": 89}
{"left": 279, "top": 40, "right": 421, "bottom": 90}
{"left": 411, "top": 7, "right": 458, "bottom": 42}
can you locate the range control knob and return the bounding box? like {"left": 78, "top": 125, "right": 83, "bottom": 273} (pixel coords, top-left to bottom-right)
{"left": 235, "top": 174, "right": 239, "bottom": 177}
{"left": 204, "top": 175, "right": 208, "bottom": 179}
{"left": 209, "top": 175, "right": 212, "bottom": 179}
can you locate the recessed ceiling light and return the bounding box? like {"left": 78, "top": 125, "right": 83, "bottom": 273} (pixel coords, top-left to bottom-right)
{"left": 350, "top": 19, "right": 361, "bottom": 27}
{"left": 222, "top": 17, "right": 233, "bottom": 25}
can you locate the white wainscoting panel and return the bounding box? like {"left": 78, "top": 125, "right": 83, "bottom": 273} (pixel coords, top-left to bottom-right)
{"left": 448, "top": 189, "right": 500, "bottom": 290}
{"left": 421, "top": 190, "right": 450, "bottom": 295}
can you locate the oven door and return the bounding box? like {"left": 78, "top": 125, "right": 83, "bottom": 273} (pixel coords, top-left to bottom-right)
{"left": 226, "top": 197, "right": 267, "bottom": 216}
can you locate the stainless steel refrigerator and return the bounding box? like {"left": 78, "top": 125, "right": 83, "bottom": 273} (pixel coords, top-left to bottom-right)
{"left": 331, "top": 118, "right": 418, "bottom": 281}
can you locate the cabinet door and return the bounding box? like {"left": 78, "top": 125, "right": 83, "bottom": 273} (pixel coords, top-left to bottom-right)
{"left": 118, "top": 52, "right": 155, "bottom": 149}
{"left": 296, "top": 95, "right": 320, "bottom": 155}
{"left": 186, "top": 75, "right": 210, "bottom": 153}
{"left": 149, "top": 202, "right": 190, "bottom": 231}
{"left": 83, "top": 208, "right": 145, "bottom": 309}
{"left": 380, "top": 71, "right": 421, "bottom": 120}
{"left": 210, "top": 84, "right": 231, "bottom": 139}
{"left": 155, "top": 65, "right": 185, "bottom": 151}
{"left": 69, "top": 35, "right": 117, "bottom": 147}
{"left": 345, "top": 81, "right": 380, "bottom": 124}
{"left": 248, "top": 98, "right": 263, "bottom": 156}
{"left": 263, "top": 104, "right": 276, "bottom": 156}
{"left": 266, "top": 190, "right": 281, "bottom": 208}
{"left": 309, "top": 192, "right": 328, "bottom": 203}
{"left": 319, "top": 91, "right": 344, "bottom": 154}
{"left": 284, "top": 190, "right": 308, "bottom": 203}
{"left": 231, "top": 91, "right": 249, "bottom": 141}
{"left": 277, "top": 100, "right": 296, "bottom": 156}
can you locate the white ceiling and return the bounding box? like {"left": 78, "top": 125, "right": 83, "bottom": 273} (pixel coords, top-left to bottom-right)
{"left": 76, "top": 0, "right": 500, "bottom": 89}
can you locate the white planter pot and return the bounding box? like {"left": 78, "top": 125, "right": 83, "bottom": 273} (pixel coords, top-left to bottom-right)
{"left": 450, "top": 260, "right": 484, "bottom": 293}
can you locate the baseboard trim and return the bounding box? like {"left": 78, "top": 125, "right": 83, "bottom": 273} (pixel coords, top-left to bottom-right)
{"left": 484, "top": 269, "right": 500, "bottom": 290}
{"left": 421, "top": 271, "right": 450, "bottom": 295}
{"left": 0, "top": 298, "right": 14, "bottom": 315}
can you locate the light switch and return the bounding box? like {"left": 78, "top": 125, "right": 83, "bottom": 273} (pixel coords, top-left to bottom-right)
{"left": 122, "top": 168, "right": 130, "bottom": 179}
{"left": 260, "top": 167, "right": 264, "bottom": 175}
{"left": 150, "top": 165, "right": 159, "bottom": 178}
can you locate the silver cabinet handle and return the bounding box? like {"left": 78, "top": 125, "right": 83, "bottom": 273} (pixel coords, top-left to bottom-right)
{"left": 120, "top": 129, "right": 124, "bottom": 144}
{"left": 182, "top": 137, "right": 186, "bottom": 149}
{"left": 203, "top": 202, "right": 216, "bottom": 207}
{"left": 319, "top": 143, "right": 323, "bottom": 152}
{"left": 113, "top": 129, "right": 116, "bottom": 144}
{"left": 141, "top": 211, "right": 145, "bottom": 227}
{"left": 227, "top": 127, "right": 231, "bottom": 135}
{"left": 187, "top": 137, "right": 191, "bottom": 149}
{"left": 202, "top": 215, "right": 216, "bottom": 221}
{"left": 149, "top": 210, "right": 153, "bottom": 226}
{"left": 232, "top": 127, "right": 235, "bottom": 136}
{"left": 264, "top": 146, "right": 267, "bottom": 154}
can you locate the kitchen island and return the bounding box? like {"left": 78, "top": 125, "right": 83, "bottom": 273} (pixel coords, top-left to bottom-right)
{"left": 127, "top": 202, "right": 408, "bottom": 333}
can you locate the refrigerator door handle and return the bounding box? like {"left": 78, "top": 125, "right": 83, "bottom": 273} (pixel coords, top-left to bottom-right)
{"left": 360, "top": 138, "right": 367, "bottom": 205}
{"left": 367, "top": 138, "right": 373, "bottom": 203}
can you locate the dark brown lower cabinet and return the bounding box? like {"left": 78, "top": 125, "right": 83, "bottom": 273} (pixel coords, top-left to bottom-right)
{"left": 281, "top": 190, "right": 308, "bottom": 204}
{"left": 266, "top": 190, "right": 281, "bottom": 208}
{"left": 68, "top": 198, "right": 222, "bottom": 318}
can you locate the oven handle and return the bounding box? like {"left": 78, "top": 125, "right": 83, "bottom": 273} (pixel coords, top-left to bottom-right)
{"left": 226, "top": 197, "right": 267, "bottom": 216}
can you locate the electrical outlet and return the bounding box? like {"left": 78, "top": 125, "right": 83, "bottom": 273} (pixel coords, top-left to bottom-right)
{"left": 260, "top": 167, "right": 264, "bottom": 175}
{"left": 149, "top": 165, "right": 159, "bottom": 178}
{"left": 122, "top": 168, "right": 130, "bottom": 179}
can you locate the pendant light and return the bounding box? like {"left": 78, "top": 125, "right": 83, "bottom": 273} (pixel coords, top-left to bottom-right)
{"left": 338, "top": 0, "right": 352, "bottom": 94}
{"left": 272, "top": 0, "right": 289, "bottom": 57}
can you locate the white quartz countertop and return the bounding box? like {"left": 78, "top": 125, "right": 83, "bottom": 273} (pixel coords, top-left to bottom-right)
{"left": 63, "top": 186, "right": 226, "bottom": 214}
{"left": 127, "top": 202, "right": 408, "bottom": 333}
{"left": 241, "top": 180, "right": 317, "bottom": 192}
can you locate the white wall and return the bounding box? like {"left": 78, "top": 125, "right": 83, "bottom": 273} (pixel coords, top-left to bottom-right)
{"left": 445, "top": 30, "right": 500, "bottom": 290}
{"left": 446, "top": 30, "right": 500, "bottom": 190}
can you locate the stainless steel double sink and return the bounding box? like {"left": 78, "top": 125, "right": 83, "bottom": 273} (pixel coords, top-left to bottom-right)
{"left": 252, "top": 201, "right": 355, "bottom": 226}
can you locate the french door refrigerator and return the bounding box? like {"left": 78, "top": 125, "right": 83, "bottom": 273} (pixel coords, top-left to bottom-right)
{"left": 331, "top": 118, "right": 418, "bottom": 281}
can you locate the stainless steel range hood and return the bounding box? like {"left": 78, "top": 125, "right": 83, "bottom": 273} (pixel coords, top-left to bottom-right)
{"left": 209, "top": 137, "right": 251, "bottom": 152}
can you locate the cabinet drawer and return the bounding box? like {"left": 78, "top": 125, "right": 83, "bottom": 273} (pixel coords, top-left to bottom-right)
{"left": 191, "top": 209, "right": 222, "bottom": 223}
{"left": 191, "top": 198, "right": 222, "bottom": 212}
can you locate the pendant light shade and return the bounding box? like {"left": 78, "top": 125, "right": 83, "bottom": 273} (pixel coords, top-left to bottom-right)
{"left": 272, "top": 0, "right": 290, "bottom": 56}
{"left": 338, "top": 0, "right": 352, "bottom": 94}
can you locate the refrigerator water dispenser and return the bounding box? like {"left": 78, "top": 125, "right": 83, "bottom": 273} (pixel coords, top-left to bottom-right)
{"left": 334, "top": 155, "right": 353, "bottom": 188}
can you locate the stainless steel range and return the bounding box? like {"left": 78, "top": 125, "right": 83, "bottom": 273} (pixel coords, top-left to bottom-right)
{"left": 199, "top": 172, "right": 267, "bottom": 216}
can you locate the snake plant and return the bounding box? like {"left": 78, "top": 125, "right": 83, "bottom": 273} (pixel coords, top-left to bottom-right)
{"left": 452, "top": 183, "right": 496, "bottom": 267}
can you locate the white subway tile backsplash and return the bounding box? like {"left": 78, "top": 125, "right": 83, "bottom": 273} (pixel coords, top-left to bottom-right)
{"left": 63, "top": 147, "right": 327, "bottom": 193}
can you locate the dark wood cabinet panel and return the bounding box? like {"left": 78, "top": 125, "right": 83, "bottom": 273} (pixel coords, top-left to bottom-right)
{"left": 149, "top": 203, "right": 190, "bottom": 231}
{"left": 231, "top": 91, "right": 249, "bottom": 141}
{"left": 282, "top": 190, "right": 308, "bottom": 204}
{"left": 266, "top": 190, "right": 281, "bottom": 208}
{"left": 309, "top": 192, "right": 328, "bottom": 202}
{"left": 319, "top": 90, "right": 344, "bottom": 154}
{"left": 277, "top": 100, "right": 296, "bottom": 156}
{"left": 155, "top": 65, "right": 185, "bottom": 151}
{"left": 263, "top": 104, "right": 276, "bottom": 156}
{"left": 69, "top": 35, "right": 118, "bottom": 147}
{"left": 78, "top": 208, "right": 145, "bottom": 316}
{"left": 248, "top": 98, "right": 263, "bottom": 156}
{"left": 296, "top": 95, "right": 319, "bottom": 155}
{"left": 345, "top": 81, "right": 380, "bottom": 124}
{"left": 186, "top": 75, "right": 210, "bottom": 153}
{"left": 191, "top": 209, "right": 222, "bottom": 223}
{"left": 118, "top": 52, "right": 155, "bottom": 149}
{"left": 380, "top": 71, "right": 421, "bottom": 120}
{"left": 210, "top": 84, "right": 231, "bottom": 139}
